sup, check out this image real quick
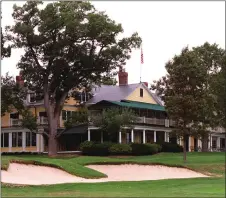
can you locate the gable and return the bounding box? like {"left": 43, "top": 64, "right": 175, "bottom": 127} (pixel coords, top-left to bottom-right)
{"left": 125, "top": 84, "right": 157, "bottom": 104}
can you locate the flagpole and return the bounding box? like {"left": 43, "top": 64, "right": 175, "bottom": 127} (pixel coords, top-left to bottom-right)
{"left": 140, "top": 44, "right": 143, "bottom": 83}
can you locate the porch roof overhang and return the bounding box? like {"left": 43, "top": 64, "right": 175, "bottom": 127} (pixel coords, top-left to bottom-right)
{"left": 57, "top": 123, "right": 88, "bottom": 136}
{"left": 89, "top": 100, "right": 166, "bottom": 112}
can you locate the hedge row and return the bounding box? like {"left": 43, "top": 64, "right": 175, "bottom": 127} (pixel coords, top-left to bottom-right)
{"left": 80, "top": 141, "right": 183, "bottom": 156}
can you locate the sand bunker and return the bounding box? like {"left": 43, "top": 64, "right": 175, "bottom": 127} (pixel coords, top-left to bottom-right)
{"left": 1, "top": 163, "right": 208, "bottom": 185}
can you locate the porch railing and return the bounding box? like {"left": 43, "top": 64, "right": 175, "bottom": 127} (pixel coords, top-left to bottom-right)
{"left": 136, "top": 117, "right": 170, "bottom": 127}
{"left": 10, "top": 119, "right": 21, "bottom": 127}
{"left": 38, "top": 117, "right": 48, "bottom": 125}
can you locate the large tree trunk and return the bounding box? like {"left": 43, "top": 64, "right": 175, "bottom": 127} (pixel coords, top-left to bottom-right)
{"left": 183, "top": 135, "right": 187, "bottom": 163}
{"left": 201, "top": 135, "right": 209, "bottom": 152}
{"left": 48, "top": 118, "right": 59, "bottom": 156}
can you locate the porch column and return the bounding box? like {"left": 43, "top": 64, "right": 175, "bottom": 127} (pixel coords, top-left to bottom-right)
{"left": 217, "top": 136, "right": 220, "bottom": 150}
{"left": 143, "top": 130, "right": 146, "bottom": 144}
{"left": 36, "top": 134, "right": 40, "bottom": 152}
{"left": 22, "top": 132, "right": 26, "bottom": 151}
{"left": 188, "top": 136, "right": 191, "bottom": 152}
{"left": 131, "top": 129, "right": 134, "bottom": 143}
{"left": 88, "top": 129, "right": 91, "bottom": 141}
{"left": 198, "top": 138, "right": 202, "bottom": 151}
{"left": 119, "top": 131, "right": 122, "bottom": 144}
{"left": 101, "top": 131, "right": 103, "bottom": 143}
{"left": 154, "top": 131, "right": 156, "bottom": 143}
{"left": 164, "top": 132, "right": 169, "bottom": 142}
{"left": 208, "top": 134, "right": 212, "bottom": 151}
{"left": 9, "top": 133, "right": 12, "bottom": 152}
{"left": 40, "top": 135, "right": 44, "bottom": 152}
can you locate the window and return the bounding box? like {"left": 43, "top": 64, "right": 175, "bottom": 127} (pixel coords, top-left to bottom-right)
{"left": 220, "top": 138, "right": 225, "bottom": 149}
{"left": 26, "top": 132, "right": 31, "bottom": 146}
{"left": 62, "top": 110, "right": 74, "bottom": 120}
{"left": 31, "top": 133, "right": 36, "bottom": 146}
{"left": 1, "top": 133, "right": 3, "bottom": 147}
{"left": 10, "top": 112, "right": 19, "bottom": 119}
{"left": 26, "top": 132, "right": 36, "bottom": 147}
{"left": 1, "top": 133, "right": 9, "bottom": 147}
{"left": 12, "top": 132, "right": 22, "bottom": 147}
{"left": 30, "top": 93, "right": 36, "bottom": 102}
{"left": 140, "top": 88, "right": 143, "bottom": 97}
{"left": 212, "top": 139, "right": 217, "bottom": 149}
{"left": 39, "top": 112, "right": 47, "bottom": 117}
{"left": 126, "top": 132, "right": 131, "bottom": 144}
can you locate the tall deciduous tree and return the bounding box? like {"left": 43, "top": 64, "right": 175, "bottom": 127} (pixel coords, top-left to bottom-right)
{"left": 151, "top": 43, "right": 223, "bottom": 162}
{"left": 6, "top": 1, "right": 141, "bottom": 156}
{"left": 1, "top": 29, "right": 11, "bottom": 58}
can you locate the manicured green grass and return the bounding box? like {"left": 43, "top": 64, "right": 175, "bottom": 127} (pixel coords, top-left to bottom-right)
{"left": 1, "top": 152, "right": 225, "bottom": 197}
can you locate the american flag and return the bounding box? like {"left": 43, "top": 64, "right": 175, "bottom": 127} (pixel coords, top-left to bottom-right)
{"left": 141, "top": 47, "right": 144, "bottom": 64}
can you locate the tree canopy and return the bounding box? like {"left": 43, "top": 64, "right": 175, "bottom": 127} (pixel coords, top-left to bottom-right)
{"left": 1, "top": 29, "right": 11, "bottom": 59}
{"left": 151, "top": 42, "right": 225, "bottom": 162}
{"left": 1, "top": 73, "right": 25, "bottom": 116}
{"left": 6, "top": 1, "right": 141, "bottom": 156}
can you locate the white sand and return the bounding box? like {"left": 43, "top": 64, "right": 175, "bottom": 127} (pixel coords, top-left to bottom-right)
{"left": 1, "top": 163, "right": 208, "bottom": 185}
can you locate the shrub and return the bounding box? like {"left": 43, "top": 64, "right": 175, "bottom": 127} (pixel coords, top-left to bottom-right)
{"left": 1, "top": 152, "right": 39, "bottom": 155}
{"left": 79, "top": 141, "right": 94, "bottom": 150}
{"left": 80, "top": 141, "right": 111, "bottom": 156}
{"left": 109, "top": 144, "right": 132, "bottom": 155}
{"left": 152, "top": 143, "right": 162, "bottom": 152}
{"left": 160, "top": 142, "right": 183, "bottom": 152}
{"left": 145, "top": 143, "right": 160, "bottom": 154}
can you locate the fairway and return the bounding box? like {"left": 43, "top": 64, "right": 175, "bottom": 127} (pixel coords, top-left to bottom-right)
{"left": 1, "top": 152, "right": 225, "bottom": 197}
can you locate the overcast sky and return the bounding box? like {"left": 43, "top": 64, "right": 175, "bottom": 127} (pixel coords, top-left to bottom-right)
{"left": 1, "top": 1, "right": 225, "bottom": 85}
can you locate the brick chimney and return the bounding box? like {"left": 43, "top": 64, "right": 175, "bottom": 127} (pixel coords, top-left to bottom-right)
{"left": 143, "top": 82, "right": 148, "bottom": 87}
{"left": 16, "top": 71, "right": 24, "bottom": 87}
{"left": 118, "top": 67, "right": 128, "bottom": 86}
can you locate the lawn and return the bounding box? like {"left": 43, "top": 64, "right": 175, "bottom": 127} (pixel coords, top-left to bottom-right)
{"left": 1, "top": 152, "right": 225, "bottom": 197}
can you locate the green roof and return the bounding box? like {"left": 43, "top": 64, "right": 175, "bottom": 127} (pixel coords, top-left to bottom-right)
{"left": 101, "top": 100, "right": 165, "bottom": 111}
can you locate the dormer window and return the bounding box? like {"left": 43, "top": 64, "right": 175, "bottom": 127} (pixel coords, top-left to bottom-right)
{"left": 140, "top": 88, "right": 143, "bottom": 97}
{"left": 30, "top": 93, "right": 36, "bottom": 103}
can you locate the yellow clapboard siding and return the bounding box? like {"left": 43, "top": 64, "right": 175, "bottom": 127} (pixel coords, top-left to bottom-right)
{"left": 126, "top": 84, "right": 157, "bottom": 104}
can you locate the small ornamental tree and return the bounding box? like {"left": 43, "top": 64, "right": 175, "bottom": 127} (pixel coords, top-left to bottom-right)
{"left": 91, "top": 108, "right": 138, "bottom": 140}
{"left": 64, "top": 108, "right": 89, "bottom": 129}
{"left": 6, "top": 1, "right": 141, "bottom": 156}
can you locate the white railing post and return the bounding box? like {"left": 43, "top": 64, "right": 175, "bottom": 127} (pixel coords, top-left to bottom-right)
{"left": 143, "top": 130, "right": 146, "bottom": 144}
{"left": 154, "top": 131, "right": 156, "bottom": 142}
{"left": 101, "top": 131, "right": 103, "bottom": 143}
{"left": 131, "top": 129, "right": 134, "bottom": 143}
{"left": 119, "top": 131, "right": 122, "bottom": 144}
{"left": 88, "top": 129, "right": 91, "bottom": 141}
{"left": 143, "top": 116, "right": 146, "bottom": 123}
{"left": 22, "top": 132, "right": 26, "bottom": 151}
{"left": 9, "top": 133, "right": 12, "bottom": 152}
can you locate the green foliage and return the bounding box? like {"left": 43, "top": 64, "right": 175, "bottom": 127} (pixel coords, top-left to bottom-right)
{"left": 159, "top": 142, "right": 183, "bottom": 153}
{"left": 64, "top": 109, "right": 88, "bottom": 129}
{"left": 109, "top": 143, "right": 132, "bottom": 155}
{"left": 130, "top": 143, "right": 160, "bottom": 155}
{"left": 1, "top": 73, "right": 26, "bottom": 116}
{"left": 20, "top": 109, "right": 38, "bottom": 132}
{"left": 6, "top": 0, "right": 141, "bottom": 113}
{"left": 91, "top": 108, "right": 138, "bottom": 136}
{"left": 99, "top": 75, "right": 117, "bottom": 85}
{"left": 82, "top": 143, "right": 110, "bottom": 156}
{"left": 1, "top": 29, "right": 11, "bottom": 58}
{"left": 79, "top": 140, "right": 94, "bottom": 150}
{"left": 151, "top": 42, "right": 225, "bottom": 157}
{"left": 5, "top": 1, "right": 141, "bottom": 155}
